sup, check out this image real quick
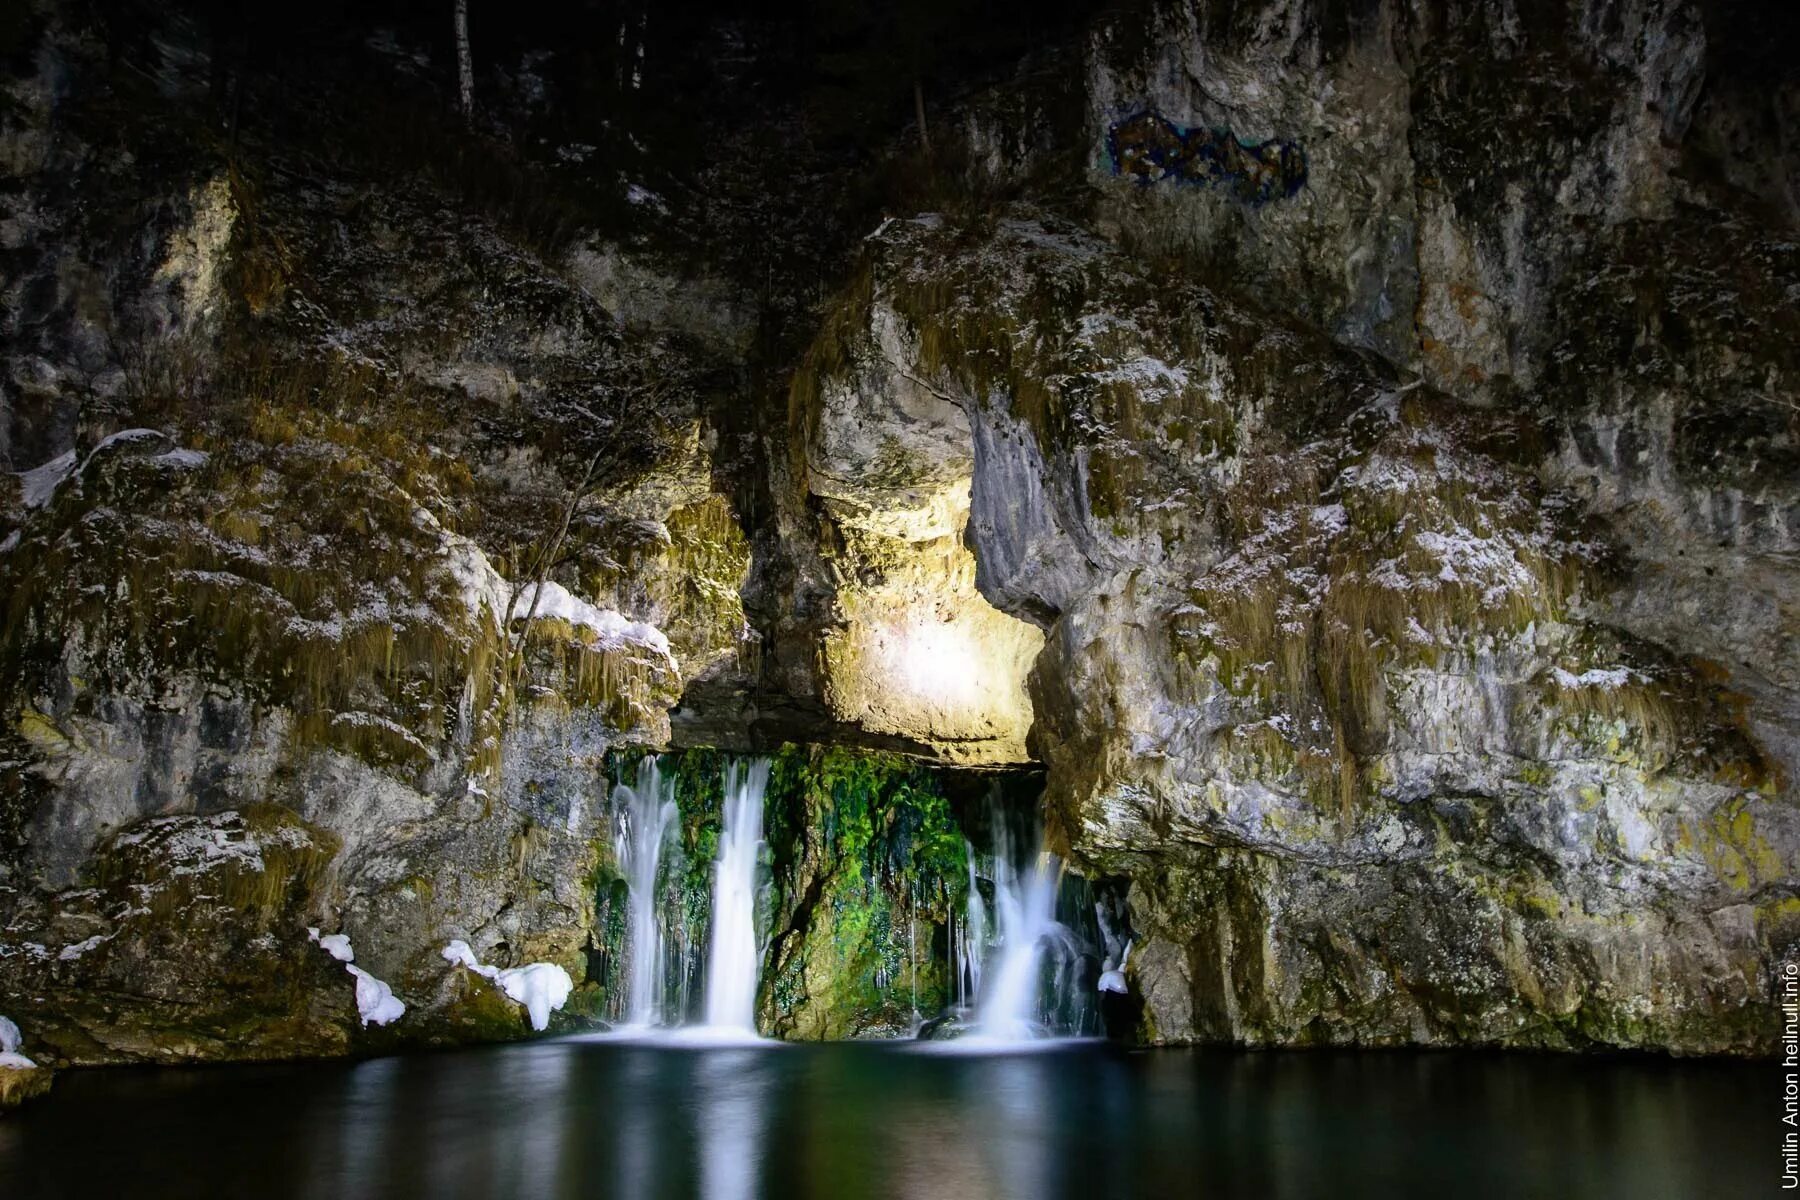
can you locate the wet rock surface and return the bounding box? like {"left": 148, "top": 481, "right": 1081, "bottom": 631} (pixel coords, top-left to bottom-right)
{"left": 0, "top": 0, "right": 1795, "bottom": 1059}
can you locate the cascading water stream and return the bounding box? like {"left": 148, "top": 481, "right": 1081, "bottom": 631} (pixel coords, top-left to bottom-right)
{"left": 613, "top": 757, "right": 679, "bottom": 1027}
{"left": 605, "top": 755, "right": 1086, "bottom": 1048}
{"left": 701, "top": 758, "right": 770, "bottom": 1034}
{"left": 956, "top": 843, "right": 987, "bottom": 1012}
{"left": 954, "top": 793, "right": 1086, "bottom": 1044}
{"left": 976, "top": 849, "right": 1068, "bottom": 1039}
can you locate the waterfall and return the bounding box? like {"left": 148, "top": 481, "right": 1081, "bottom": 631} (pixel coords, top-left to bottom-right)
{"left": 613, "top": 757, "right": 679, "bottom": 1027}
{"left": 702, "top": 758, "right": 770, "bottom": 1033}
{"left": 964, "top": 798, "right": 1082, "bottom": 1042}
{"left": 957, "top": 842, "right": 988, "bottom": 1011}
{"left": 975, "top": 849, "right": 1069, "bottom": 1039}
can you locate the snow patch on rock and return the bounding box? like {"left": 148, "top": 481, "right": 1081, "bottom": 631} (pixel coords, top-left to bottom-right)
{"left": 115, "top": 812, "right": 318, "bottom": 880}
{"left": 441, "top": 940, "right": 574, "bottom": 1031}
{"left": 0, "top": 1016, "right": 36, "bottom": 1070}
{"left": 441, "top": 938, "right": 499, "bottom": 981}
{"left": 497, "top": 963, "right": 575, "bottom": 1032}
{"left": 306, "top": 929, "right": 355, "bottom": 963}
{"left": 1552, "top": 666, "right": 1643, "bottom": 690}
{"left": 14, "top": 430, "right": 209, "bottom": 513}
{"left": 17, "top": 450, "right": 76, "bottom": 508}
{"left": 429, "top": 516, "right": 675, "bottom": 664}
{"left": 57, "top": 934, "right": 110, "bottom": 961}
{"left": 347, "top": 966, "right": 407, "bottom": 1027}
{"left": 309, "top": 929, "right": 405, "bottom": 1026}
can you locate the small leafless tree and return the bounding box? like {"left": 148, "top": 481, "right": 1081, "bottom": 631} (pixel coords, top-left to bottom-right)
{"left": 494, "top": 374, "right": 678, "bottom": 708}
{"left": 498, "top": 448, "right": 603, "bottom": 706}
{"left": 454, "top": 0, "right": 475, "bottom": 120}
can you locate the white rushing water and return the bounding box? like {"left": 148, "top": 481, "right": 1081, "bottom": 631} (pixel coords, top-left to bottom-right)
{"left": 702, "top": 758, "right": 770, "bottom": 1034}
{"left": 954, "top": 842, "right": 988, "bottom": 1011}
{"left": 975, "top": 848, "right": 1070, "bottom": 1040}
{"left": 613, "top": 757, "right": 680, "bottom": 1027}
{"left": 954, "top": 799, "right": 1084, "bottom": 1045}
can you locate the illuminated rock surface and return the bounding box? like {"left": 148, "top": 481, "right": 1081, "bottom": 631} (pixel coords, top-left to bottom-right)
{"left": 0, "top": 0, "right": 1795, "bottom": 1062}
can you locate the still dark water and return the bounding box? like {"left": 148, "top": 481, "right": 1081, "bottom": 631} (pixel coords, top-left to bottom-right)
{"left": 0, "top": 1039, "right": 1767, "bottom": 1199}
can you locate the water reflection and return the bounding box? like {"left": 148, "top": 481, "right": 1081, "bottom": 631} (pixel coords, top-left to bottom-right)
{"left": 492, "top": 1046, "right": 571, "bottom": 1197}
{"left": 983, "top": 1057, "right": 1052, "bottom": 1200}
{"left": 696, "top": 1049, "right": 769, "bottom": 1200}
{"left": 613, "top": 1049, "right": 659, "bottom": 1200}
{"left": 0, "top": 1042, "right": 1768, "bottom": 1200}
{"left": 329, "top": 1054, "right": 399, "bottom": 1194}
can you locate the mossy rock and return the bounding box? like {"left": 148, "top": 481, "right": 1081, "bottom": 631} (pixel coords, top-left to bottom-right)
{"left": 435, "top": 972, "right": 546, "bottom": 1045}
{"left": 0, "top": 1065, "right": 52, "bottom": 1112}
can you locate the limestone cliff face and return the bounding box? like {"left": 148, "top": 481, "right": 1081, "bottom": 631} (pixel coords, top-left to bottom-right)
{"left": 829, "top": 0, "right": 1799, "bottom": 1051}
{"left": 0, "top": 8, "right": 745, "bottom": 1060}
{"left": 1081, "top": 0, "right": 1788, "bottom": 392}
{"left": 796, "top": 206, "right": 1792, "bottom": 1052}
{"left": 789, "top": 299, "right": 1045, "bottom": 765}
{"left": 1, "top": 0, "right": 1795, "bottom": 1061}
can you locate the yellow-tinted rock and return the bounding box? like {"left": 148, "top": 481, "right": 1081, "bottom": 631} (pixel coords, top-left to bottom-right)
{"left": 0, "top": 1065, "right": 52, "bottom": 1111}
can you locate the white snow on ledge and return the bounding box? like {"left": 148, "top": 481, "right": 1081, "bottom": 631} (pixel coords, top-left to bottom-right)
{"left": 347, "top": 966, "right": 407, "bottom": 1027}
{"left": 307, "top": 928, "right": 354, "bottom": 962}
{"left": 1551, "top": 666, "right": 1644, "bottom": 690}
{"left": 57, "top": 933, "right": 111, "bottom": 961}
{"left": 308, "top": 929, "right": 405, "bottom": 1026}
{"left": 516, "top": 579, "right": 673, "bottom": 658}
{"left": 14, "top": 428, "right": 210, "bottom": 511}
{"left": 441, "top": 940, "right": 574, "bottom": 1032}
{"left": 425, "top": 513, "right": 676, "bottom": 667}
{"left": 115, "top": 812, "right": 318, "bottom": 879}
{"left": 0, "top": 1014, "right": 38, "bottom": 1070}
{"left": 18, "top": 450, "right": 76, "bottom": 508}
{"left": 442, "top": 938, "right": 500, "bottom": 980}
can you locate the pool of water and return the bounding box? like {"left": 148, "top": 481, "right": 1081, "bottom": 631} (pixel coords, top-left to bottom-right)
{"left": 0, "top": 1039, "right": 1765, "bottom": 1199}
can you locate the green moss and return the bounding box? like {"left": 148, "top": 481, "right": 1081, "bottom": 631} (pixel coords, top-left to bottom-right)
{"left": 441, "top": 971, "right": 540, "bottom": 1042}
{"left": 1692, "top": 796, "right": 1786, "bottom": 892}
{"left": 760, "top": 745, "right": 966, "bottom": 1036}
{"left": 1517, "top": 762, "right": 1553, "bottom": 788}
{"left": 1, "top": 357, "right": 681, "bottom": 785}
{"left": 605, "top": 745, "right": 969, "bottom": 1037}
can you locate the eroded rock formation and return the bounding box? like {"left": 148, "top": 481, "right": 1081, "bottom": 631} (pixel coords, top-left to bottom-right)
{"left": 1, "top": 0, "right": 1795, "bottom": 1061}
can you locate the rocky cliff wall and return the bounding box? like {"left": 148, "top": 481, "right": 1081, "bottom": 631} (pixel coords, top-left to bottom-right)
{"left": 0, "top": 0, "right": 1794, "bottom": 1061}
{"left": 790, "top": 199, "right": 1794, "bottom": 1052}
